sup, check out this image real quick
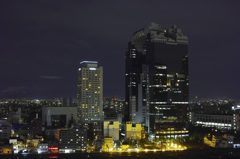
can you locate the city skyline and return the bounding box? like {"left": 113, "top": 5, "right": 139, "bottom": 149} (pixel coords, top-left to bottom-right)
{"left": 1, "top": 1, "right": 240, "bottom": 99}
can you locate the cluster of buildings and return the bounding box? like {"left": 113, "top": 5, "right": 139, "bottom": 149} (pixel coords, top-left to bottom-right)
{"left": 76, "top": 22, "right": 190, "bottom": 138}
{"left": 75, "top": 23, "right": 190, "bottom": 152}
{"left": 1, "top": 23, "right": 240, "bottom": 154}
{"left": 189, "top": 99, "right": 240, "bottom": 148}
{"left": 190, "top": 99, "right": 240, "bottom": 131}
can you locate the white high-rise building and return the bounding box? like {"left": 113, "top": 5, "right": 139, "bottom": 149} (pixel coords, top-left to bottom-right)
{"left": 77, "top": 61, "right": 103, "bottom": 124}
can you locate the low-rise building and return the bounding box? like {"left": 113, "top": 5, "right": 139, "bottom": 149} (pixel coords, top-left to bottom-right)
{"left": 125, "top": 121, "right": 143, "bottom": 140}
{"left": 26, "top": 138, "right": 41, "bottom": 150}
{"left": 155, "top": 126, "right": 189, "bottom": 139}
{"left": 59, "top": 127, "right": 87, "bottom": 153}
{"left": 37, "top": 143, "right": 48, "bottom": 154}
{"left": 192, "top": 113, "right": 240, "bottom": 131}
{"left": 42, "top": 106, "right": 77, "bottom": 128}
{"left": 9, "top": 138, "right": 25, "bottom": 153}
{"left": 204, "top": 134, "right": 234, "bottom": 148}
{"left": 204, "top": 134, "right": 216, "bottom": 147}
{"left": 0, "top": 144, "right": 13, "bottom": 155}
{"left": 102, "top": 138, "right": 113, "bottom": 152}
{"left": 104, "top": 121, "right": 120, "bottom": 141}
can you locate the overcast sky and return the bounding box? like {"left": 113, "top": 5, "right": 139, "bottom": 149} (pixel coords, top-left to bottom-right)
{"left": 0, "top": 0, "right": 239, "bottom": 99}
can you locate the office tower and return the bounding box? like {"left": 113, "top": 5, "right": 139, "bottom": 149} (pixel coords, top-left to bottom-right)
{"left": 77, "top": 61, "right": 103, "bottom": 124}
{"left": 125, "top": 23, "right": 189, "bottom": 133}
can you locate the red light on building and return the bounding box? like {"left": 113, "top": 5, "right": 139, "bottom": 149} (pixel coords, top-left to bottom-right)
{"left": 48, "top": 156, "right": 58, "bottom": 158}
{"left": 48, "top": 147, "right": 58, "bottom": 150}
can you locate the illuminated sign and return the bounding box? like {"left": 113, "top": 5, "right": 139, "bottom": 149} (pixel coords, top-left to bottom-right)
{"left": 48, "top": 147, "right": 58, "bottom": 150}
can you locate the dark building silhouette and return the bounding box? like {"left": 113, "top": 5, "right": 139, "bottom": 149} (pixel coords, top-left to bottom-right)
{"left": 125, "top": 23, "right": 189, "bottom": 133}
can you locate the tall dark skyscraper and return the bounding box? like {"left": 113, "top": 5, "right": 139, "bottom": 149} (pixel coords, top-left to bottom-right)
{"left": 125, "top": 23, "right": 189, "bottom": 133}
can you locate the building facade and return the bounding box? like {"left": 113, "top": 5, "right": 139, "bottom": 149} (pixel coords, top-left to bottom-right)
{"left": 104, "top": 121, "right": 120, "bottom": 141}
{"left": 42, "top": 107, "right": 77, "bottom": 128}
{"left": 125, "top": 121, "right": 143, "bottom": 140}
{"left": 192, "top": 113, "right": 240, "bottom": 131}
{"left": 88, "top": 121, "right": 103, "bottom": 140}
{"left": 103, "top": 98, "right": 125, "bottom": 114}
{"left": 0, "top": 120, "right": 11, "bottom": 140}
{"left": 125, "top": 23, "right": 189, "bottom": 133}
{"left": 37, "top": 143, "right": 48, "bottom": 154}
{"left": 59, "top": 127, "right": 87, "bottom": 153}
{"left": 77, "top": 61, "right": 103, "bottom": 124}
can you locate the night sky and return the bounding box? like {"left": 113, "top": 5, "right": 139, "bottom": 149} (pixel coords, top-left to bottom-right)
{"left": 1, "top": 0, "right": 240, "bottom": 99}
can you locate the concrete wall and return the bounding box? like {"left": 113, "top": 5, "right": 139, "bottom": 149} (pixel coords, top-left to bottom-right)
{"left": 42, "top": 107, "right": 77, "bottom": 127}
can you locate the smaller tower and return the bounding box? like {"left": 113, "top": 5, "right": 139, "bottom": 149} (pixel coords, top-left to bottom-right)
{"left": 77, "top": 61, "right": 103, "bottom": 124}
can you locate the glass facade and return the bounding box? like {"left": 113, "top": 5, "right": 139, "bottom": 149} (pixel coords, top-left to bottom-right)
{"left": 125, "top": 23, "right": 189, "bottom": 133}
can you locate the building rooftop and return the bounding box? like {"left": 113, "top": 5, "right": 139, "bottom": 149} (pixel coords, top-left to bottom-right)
{"left": 80, "top": 61, "right": 97, "bottom": 64}
{"left": 79, "top": 61, "right": 98, "bottom": 69}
